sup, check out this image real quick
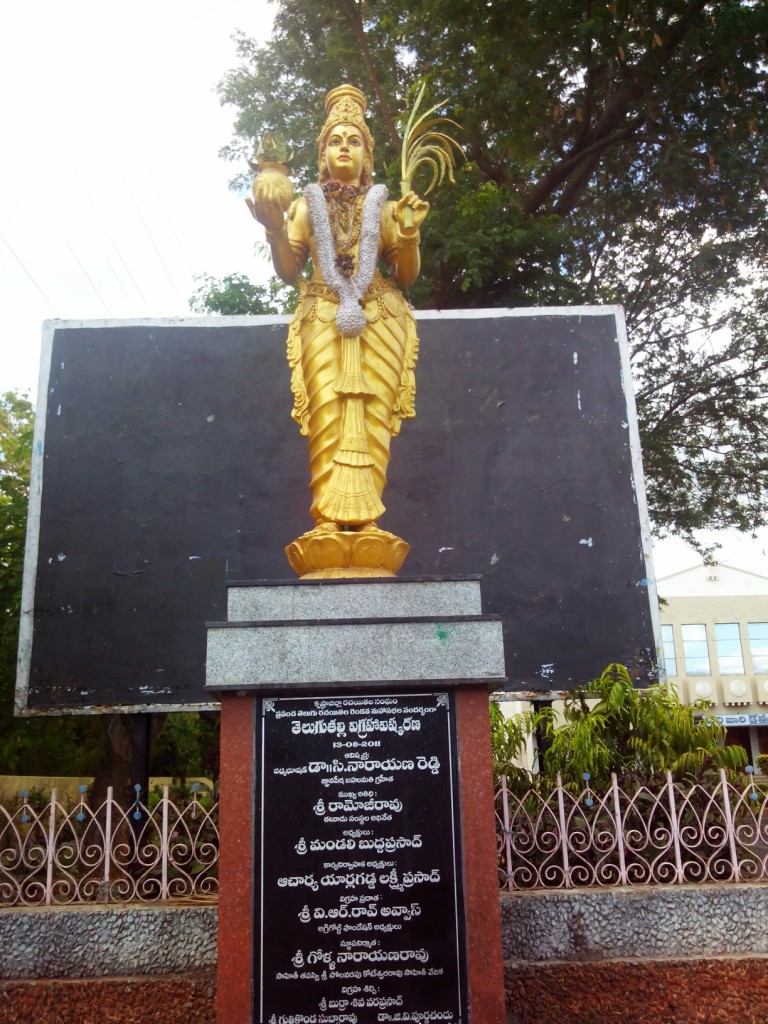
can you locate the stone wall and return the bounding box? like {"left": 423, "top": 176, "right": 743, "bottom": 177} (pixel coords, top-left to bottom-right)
{"left": 504, "top": 959, "right": 768, "bottom": 1024}
{"left": 501, "top": 883, "right": 768, "bottom": 962}
{"left": 5, "top": 887, "right": 768, "bottom": 1024}
{"left": 502, "top": 884, "right": 768, "bottom": 1024}
{"left": 0, "top": 904, "right": 217, "bottom": 979}
{"left": 0, "top": 904, "right": 217, "bottom": 1024}
{"left": 0, "top": 971, "right": 216, "bottom": 1024}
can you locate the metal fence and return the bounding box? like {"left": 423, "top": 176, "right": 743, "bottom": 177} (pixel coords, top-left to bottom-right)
{"left": 4, "top": 771, "right": 768, "bottom": 906}
{"left": 497, "top": 768, "right": 768, "bottom": 890}
{"left": 0, "top": 786, "right": 219, "bottom": 907}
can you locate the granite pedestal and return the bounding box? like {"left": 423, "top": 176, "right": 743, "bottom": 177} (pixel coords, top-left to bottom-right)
{"left": 206, "top": 576, "right": 506, "bottom": 1024}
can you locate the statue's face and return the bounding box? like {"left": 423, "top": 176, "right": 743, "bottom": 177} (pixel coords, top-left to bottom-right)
{"left": 325, "top": 124, "right": 366, "bottom": 184}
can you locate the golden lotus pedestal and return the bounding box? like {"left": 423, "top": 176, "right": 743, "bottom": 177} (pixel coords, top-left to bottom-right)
{"left": 285, "top": 524, "right": 410, "bottom": 578}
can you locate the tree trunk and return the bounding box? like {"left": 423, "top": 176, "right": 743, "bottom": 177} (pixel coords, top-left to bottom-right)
{"left": 90, "top": 714, "right": 134, "bottom": 810}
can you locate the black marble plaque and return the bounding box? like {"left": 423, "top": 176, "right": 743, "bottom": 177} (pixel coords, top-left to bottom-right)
{"left": 255, "top": 692, "right": 467, "bottom": 1024}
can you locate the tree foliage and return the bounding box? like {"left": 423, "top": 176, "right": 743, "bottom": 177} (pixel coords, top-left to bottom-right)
{"left": 189, "top": 271, "right": 297, "bottom": 316}
{"left": 0, "top": 392, "right": 101, "bottom": 776}
{"left": 217, "top": 0, "right": 768, "bottom": 539}
{"left": 492, "top": 663, "right": 748, "bottom": 791}
{"left": 150, "top": 711, "right": 220, "bottom": 784}
{"left": 0, "top": 392, "right": 33, "bottom": 684}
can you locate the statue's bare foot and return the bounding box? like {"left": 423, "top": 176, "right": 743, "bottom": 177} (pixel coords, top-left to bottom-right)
{"left": 313, "top": 520, "right": 340, "bottom": 534}
{"left": 359, "top": 522, "right": 386, "bottom": 535}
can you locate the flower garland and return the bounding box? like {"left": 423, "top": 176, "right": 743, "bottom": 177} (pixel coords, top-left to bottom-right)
{"left": 304, "top": 181, "right": 388, "bottom": 337}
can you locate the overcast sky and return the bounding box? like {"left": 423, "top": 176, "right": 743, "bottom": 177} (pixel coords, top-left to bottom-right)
{"left": 0, "top": 0, "right": 272, "bottom": 395}
{"left": 1, "top": 0, "right": 766, "bottom": 580}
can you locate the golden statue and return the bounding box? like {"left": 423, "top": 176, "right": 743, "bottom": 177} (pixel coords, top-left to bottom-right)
{"left": 249, "top": 85, "right": 429, "bottom": 578}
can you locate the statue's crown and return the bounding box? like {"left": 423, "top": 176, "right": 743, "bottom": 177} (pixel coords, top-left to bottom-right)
{"left": 324, "top": 85, "right": 367, "bottom": 122}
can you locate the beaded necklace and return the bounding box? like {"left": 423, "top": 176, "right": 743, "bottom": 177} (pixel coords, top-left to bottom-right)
{"left": 321, "top": 180, "right": 370, "bottom": 277}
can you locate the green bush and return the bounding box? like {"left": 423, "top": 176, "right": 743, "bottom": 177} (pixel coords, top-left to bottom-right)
{"left": 491, "top": 663, "right": 748, "bottom": 792}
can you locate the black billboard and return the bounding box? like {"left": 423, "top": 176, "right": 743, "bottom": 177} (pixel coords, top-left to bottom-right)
{"left": 17, "top": 309, "right": 659, "bottom": 712}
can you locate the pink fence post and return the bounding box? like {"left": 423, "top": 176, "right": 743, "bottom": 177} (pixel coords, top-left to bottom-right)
{"left": 45, "top": 790, "right": 57, "bottom": 906}
{"left": 555, "top": 773, "right": 571, "bottom": 887}
{"left": 500, "top": 775, "right": 515, "bottom": 891}
{"left": 160, "top": 786, "right": 170, "bottom": 899}
{"left": 102, "top": 787, "right": 113, "bottom": 902}
{"left": 610, "top": 773, "right": 628, "bottom": 885}
{"left": 718, "top": 767, "right": 740, "bottom": 880}
{"left": 666, "top": 771, "right": 684, "bottom": 883}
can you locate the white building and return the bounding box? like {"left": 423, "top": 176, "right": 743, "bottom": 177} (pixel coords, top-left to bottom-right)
{"left": 657, "top": 560, "right": 768, "bottom": 764}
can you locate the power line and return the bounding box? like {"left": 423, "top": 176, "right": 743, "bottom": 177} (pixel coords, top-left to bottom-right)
{"left": 150, "top": 174, "right": 194, "bottom": 278}
{"left": 80, "top": 199, "right": 139, "bottom": 309}
{"left": 117, "top": 168, "right": 185, "bottom": 303}
{"left": 85, "top": 193, "right": 152, "bottom": 312}
{"left": 50, "top": 217, "right": 112, "bottom": 316}
{"left": 0, "top": 230, "right": 58, "bottom": 314}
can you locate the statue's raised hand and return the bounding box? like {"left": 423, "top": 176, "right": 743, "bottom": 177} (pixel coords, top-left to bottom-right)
{"left": 394, "top": 191, "right": 430, "bottom": 233}
{"left": 246, "top": 193, "right": 286, "bottom": 233}
{"left": 246, "top": 168, "right": 294, "bottom": 232}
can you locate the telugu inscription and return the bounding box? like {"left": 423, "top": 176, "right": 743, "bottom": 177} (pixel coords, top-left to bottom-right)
{"left": 256, "top": 692, "right": 467, "bottom": 1024}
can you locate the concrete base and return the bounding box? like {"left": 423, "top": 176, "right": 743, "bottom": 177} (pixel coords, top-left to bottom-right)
{"left": 206, "top": 576, "right": 505, "bottom": 694}
{"left": 208, "top": 576, "right": 506, "bottom": 1024}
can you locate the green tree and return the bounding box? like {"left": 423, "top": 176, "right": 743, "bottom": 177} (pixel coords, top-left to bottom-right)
{"left": 0, "top": 392, "right": 33, "bottom": 689}
{"left": 0, "top": 392, "right": 101, "bottom": 776}
{"left": 150, "top": 711, "right": 220, "bottom": 784}
{"left": 216, "top": 0, "right": 768, "bottom": 540}
{"left": 189, "top": 271, "right": 297, "bottom": 316}
{"left": 493, "top": 663, "right": 748, "bottom": 791}
{"left": 490, "top": 701, "right": 541, "bottom": 791}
